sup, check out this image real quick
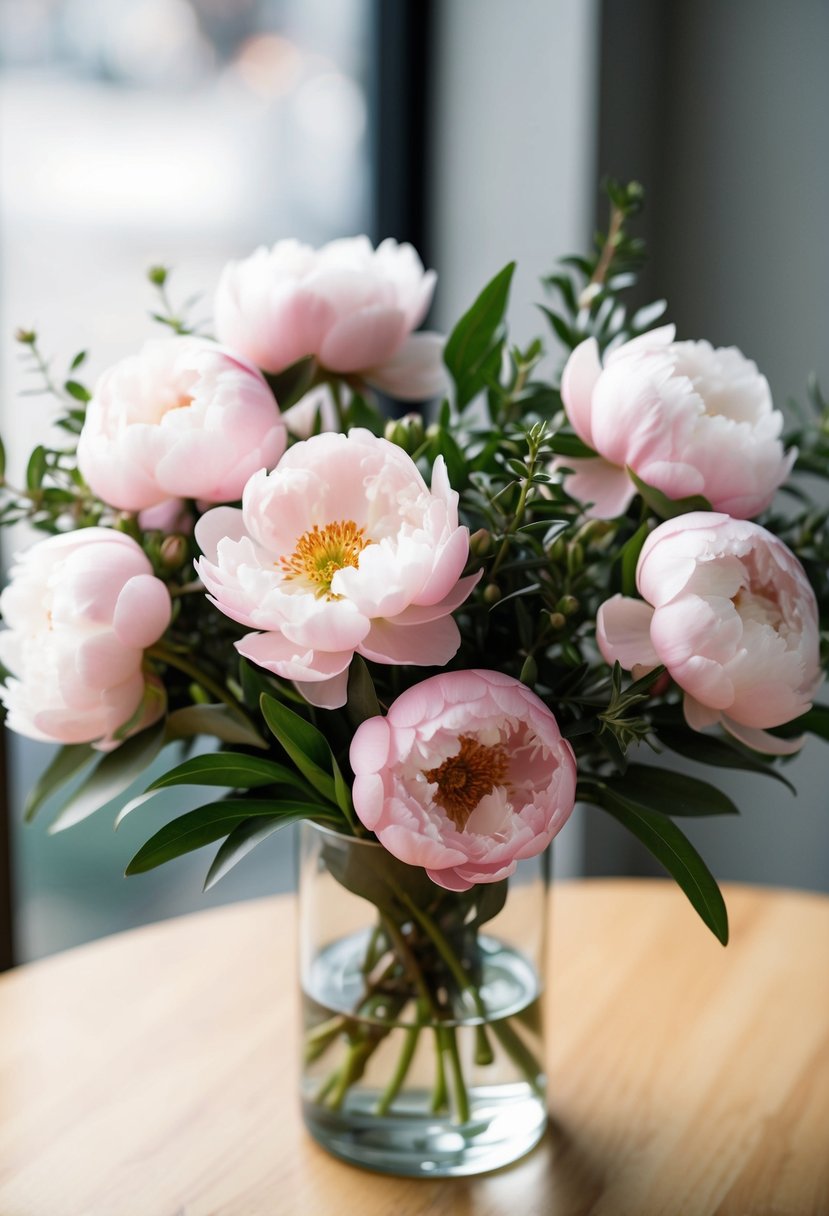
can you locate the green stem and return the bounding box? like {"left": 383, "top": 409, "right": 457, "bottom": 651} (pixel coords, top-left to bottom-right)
{"left": 374, "top": 1005, "right": 424, "bottom": 1117}
{"left": 430, "top": 1029, "right": 449, "bottom": 1114}
{"left": 474, "top": 1023, "right": 495, "bottom": 1066}
{"left": 146, "top": 643, "right": 247, "bottom": 720}
{"left": 393, "top": 886, "right": 488, "bottom": 1020}
{"left": 488, "top": 441, "right": 543, "bottom": 582}
{"left": 489, "top": 1020, "right": 545, "bottom": 1096}
{"left": 440, "top": 1026, "right": 470, "bottom": 1124}
{"left": 380, "top": 913, "right": 441, "bottom": 1016}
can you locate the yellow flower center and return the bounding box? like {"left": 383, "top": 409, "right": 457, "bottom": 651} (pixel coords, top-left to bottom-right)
{"left": 425, "top": 735, "right": 509, "bottom": 830}
{"left": 280, "top": 520, "right": 371, "bottom": 599}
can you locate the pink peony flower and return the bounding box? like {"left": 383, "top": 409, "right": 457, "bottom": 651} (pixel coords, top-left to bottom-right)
{"left": 350, "top": 670, "right": 577, "bottom": 891}
{"left": 559, "top": 326, "right": 794, "bottom": 519}
{"left": 195, "top": 429, "right": 479, "bottom": 709}
{"left": 77, "top": 336, "right": 286, "bottom": 512}
{"left": 213, "top": 236, "right": 447, "bottom": 400}
{"left": 0, "top": 529, "right": 171, "bottom": 747}
{"left": 597, "top": 512, "right": 821, "bottom": 754}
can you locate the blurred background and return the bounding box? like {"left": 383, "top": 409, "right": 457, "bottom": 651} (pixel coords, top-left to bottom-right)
{"left": 0, "top": 0, "right": 827, "bottom": 963}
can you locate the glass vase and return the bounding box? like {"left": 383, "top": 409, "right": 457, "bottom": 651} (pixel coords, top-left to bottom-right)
{"left": 297, "top": 820, "right": 549, "bottom": 1177}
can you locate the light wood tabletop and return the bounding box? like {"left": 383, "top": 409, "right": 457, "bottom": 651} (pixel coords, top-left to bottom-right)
{"left": 0, "top": 879, "right": 827, "bottom": 1216}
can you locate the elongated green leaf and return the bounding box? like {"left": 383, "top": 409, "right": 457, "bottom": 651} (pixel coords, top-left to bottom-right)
{"left": 588, "top": 794, "right": 729, "bottom": 944}
{"left": 433, "top": 426, "right": 468, "bottom": 489}
{"left": 165, "top": 704, "right": 267, "bottom": 749}
{"left": 346, "top": 656, "right": 381, "bottom": 727}
{"left": 603, "top": 765, "right": 739, "bottom": 817}
{"left": 655, "top": 726, "right": 796, "bottom": 794}
{"left": 332, "top": 755, "right": 354, "bottom": 820}
{"left": 49, "top": 722, "right": 165, "bottom": 833}
{"left": 26, "top": 445, "right": 47, "bottom": 491}
{"left": 203, "top": 815, "right": 300, "bottom": 890}
{"left": 263, "top": 355, "right": 315, "bottom": 411}
{"left": 619, "top": 522, "right": 649, "bottom": 597}
{"left": 146, "top": 751, "right": 306, "bottom": 794}
{"left": 444, "top": 263, "right": 515, "bottom": 408}
{"left": 24, "top": 743, "right": 95, "bottom": 822}
{"left": 260, "top": 693, "right": 337, "bottom": 804}
{"left": 627, "top": 469, "right": 712, "bottom": 519}
{"left": 546, "top": 432, "right": 596, "bottom": 459}
{"left": 64, "top": 380, "right": 91, "bottom": 403}
{"left": 239, "top": 658, "right": 305, "bottom": 708}
{"left": 126, "top": 799, "right": 336, "bottom": 875}
{"left": 770, "top": 705, "right": 829, "bottom": 742}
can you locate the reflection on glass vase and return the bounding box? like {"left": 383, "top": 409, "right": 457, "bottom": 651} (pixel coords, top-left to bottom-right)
{"left": 298, "top": 820, "right": 549, "bottom": 1177}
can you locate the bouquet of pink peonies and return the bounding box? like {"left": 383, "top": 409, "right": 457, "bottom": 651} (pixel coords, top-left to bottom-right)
{"left": 1, "top": 182, "right": 827, "bottom": 1174}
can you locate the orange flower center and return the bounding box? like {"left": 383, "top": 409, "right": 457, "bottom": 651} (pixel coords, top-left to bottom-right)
{"left": 280, "top": 520, "right": 371, "bottom": 599}
{"left": 425, "top": 735, "right": 509, "bottom": 830}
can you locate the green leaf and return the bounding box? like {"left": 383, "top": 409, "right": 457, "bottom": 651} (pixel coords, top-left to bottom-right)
{"left": 203, "top": 815, "right": 299, "bottom": 890}
{"left": 23, "top": 743, "right": 96, "bottom": 822}
{"left": 655, "top": 725, "right": 796, "bottom": 794}
{"left": 444, "top": 263, "right": 515, "bottom": 408}
{"left": 538, "top": 305, "right": 576, "bottom": 349}
{"left": 126, "top": 799, "right": 335, "bottom": 875}
{"left": 49, "top": 722, "right": 166, "bottom": 833}
{"left": 143, "top": 751, "right": 313, "bottom": 795}
{"left": 69, "top": 350, "right": 87, "bottom": 371}
{"left": 260, "top": 693, "right": 337, "bottom": 804}
{"left": 547, "top": 432, "right": 596, "bottom": 459}
{"left": 64, "top": 380, "right": 91, "bottom": 403}
{"left": 346, "top": 656, "right": 381, "bottom": 727}
{"left": 587, "top": 794, "right": 729, "bottom": 944}
{"left": 0, "top": 435, "right": 5, "bottom": 481}
{"left": 319, "top": 829, "right": 440, "bottom": 917}
{"left": 627, "top": 469, "right": 712, "bottom": 519}
{"left": 769, "top": 704, "right": 829, "bottom": 742}
{"left": 331, "top": 756, "right": 353, "bottom": 820}
{"left": 26, "top": 445, "right": 47, "bottom": 491}
{"left": 619, "top": 522, "right": 650, "bottom": 597}
{"left": 263, "top": 356, "right": 316, "bottom": 411}
{"left": 164, "top": 704, "right": 267, "bottom": 749}
{"left": 602, "top": 765, "right": 739, "bottom": 816}
{"left": 433, "top": 427, "right": 468, "bottom": 489}
{"left": 631, "top": 299, "right": 667, "bottom": 331}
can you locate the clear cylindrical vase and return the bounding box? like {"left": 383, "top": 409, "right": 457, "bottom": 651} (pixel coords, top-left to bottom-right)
{"left": 298, "top": 820, "right": 549, "bottom": 1176}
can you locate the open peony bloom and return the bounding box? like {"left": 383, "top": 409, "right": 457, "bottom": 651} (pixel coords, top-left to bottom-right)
{"left": 350, "top": 670, "right": 577, "bottom": 891}
{"left": 597, "top": 512, "right": 821, "bottom": 754}
{"left": 559, "top": 326, "right": 794, "bottom": 519}
{"left": 213, "top": 236, "right": 447, "bottom": 401}
{"left": 195, "top": 429, "right": 479, "bottom": 709}
{"left": 77, "top": 336, "right": 286, "bottom": 512}
{"left": 0, "top": 529, "right": 171, "bottom": 747}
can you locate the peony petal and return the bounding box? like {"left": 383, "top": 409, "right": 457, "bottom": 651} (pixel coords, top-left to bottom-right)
{"left": 682, "top": 694, "right": 721, "bottom": 731}
{"left": 235, "top": 632, "right": 353, "bottom": 681}
{"left": 720, "top": 717, "right": 805, "bottom": 756}
{"left": 596, "top": 596, "right": 658, "bottom": 670}
{"left": 294, "top": 668, "right": 351, "bottom": 710}
{"left": 358, "top": 615, "right": 460, "bottom": 667}
{"left": 561, "top": 457, "right": 636, "bottom": 519}
{"left": 560, "top": 337, "right": 602, "bottom": 448}
{"left": 113, "top": 575, "right": 172, "bottom": 650}
{"left": 320, "top": 305, "right": 407, "bottom": 372}
{"left": 365, "top": 332, "right": 449, "bottom": 400}
{"left": 350, "top": 716, "right": 392, "bottom": 775}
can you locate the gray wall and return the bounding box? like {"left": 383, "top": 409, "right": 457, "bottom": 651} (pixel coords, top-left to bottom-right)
{"left": 430, "top": 0, "right": 829, "bottom": 893}
{"left": 429, "top": 0, "right": 601, "bottom": 879}
{"left": 606, "top": 0, "right": 829, "bottom": 892}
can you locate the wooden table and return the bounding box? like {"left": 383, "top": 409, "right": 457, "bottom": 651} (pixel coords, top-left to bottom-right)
{"left": 0, "top": 880, "right": 827, "bottom": 1216}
